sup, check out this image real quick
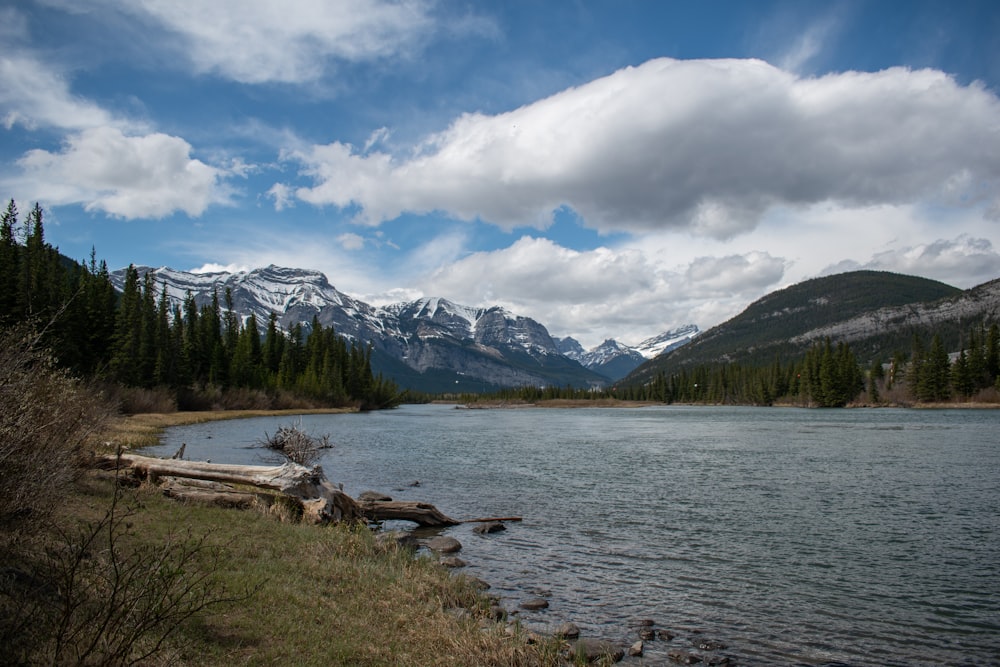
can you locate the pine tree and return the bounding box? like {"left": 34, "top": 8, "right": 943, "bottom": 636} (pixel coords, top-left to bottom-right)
{"left": 0, "top": 199, "right": 18, "bottom": 326}
{"left": 919, "top": 334, "right": 951, "bottom": 402}
{"left": 110, "top": 265, "right": 142, "bottom": 385}
{"left": 951, "top": 347, "right": 973, "bottom": 398}
{"left": 908, "top": 334, "right": 926, "bottom": 401}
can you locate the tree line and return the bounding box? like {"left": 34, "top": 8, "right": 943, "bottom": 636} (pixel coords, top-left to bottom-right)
{"left": 464, "top": 328, "right": 1000, "bottom": 408}
{"left": 0, "top": 199, "right": 399, "bottom": 410}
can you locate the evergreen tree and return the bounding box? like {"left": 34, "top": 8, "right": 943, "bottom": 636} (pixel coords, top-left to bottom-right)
{"left": 908, "top": 334, "right": 926, "bottom": 401}
{"left": 868, "top": 357, "right": 883, "bottom": 403}
{"left": 110, "top": 265, "right": 142, "bottom": 385}
{"left": 919, "top": 334, "right": 951, "bottom": 402}
{"left": 951, "top": 347, "right": 973, "bottom": 398}
{"left": 0, "top": 199, "right": 18, "bottom": 326}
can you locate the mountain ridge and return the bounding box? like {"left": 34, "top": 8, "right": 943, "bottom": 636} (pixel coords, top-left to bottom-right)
{"left": 110, "top": 264, "right": 685, "bottom": 391}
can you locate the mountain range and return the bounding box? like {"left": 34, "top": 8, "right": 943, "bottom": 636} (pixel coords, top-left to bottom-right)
{"left": 110, "top": 265, "right": 696, "bottom": 392}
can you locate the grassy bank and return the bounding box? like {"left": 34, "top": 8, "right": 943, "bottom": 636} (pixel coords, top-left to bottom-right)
{"left": 94, "top": 407, "right": 357, "bottom": 451}
{"left": 75, "top": 410, "right": 562, "bottom": 666}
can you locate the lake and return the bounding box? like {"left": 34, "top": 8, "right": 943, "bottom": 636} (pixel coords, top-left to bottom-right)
{"left": 149, "top": 404, "right": 1000, "bottom": 666}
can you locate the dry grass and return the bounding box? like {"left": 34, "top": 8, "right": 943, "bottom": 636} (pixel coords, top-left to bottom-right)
{"left": 61, "top": 475, "right": 561, "bottom": 666}
{"left": 92, "top": 408, "right": 356, "bottom": 452}
{"left": 78, "top": 410, "right": 564, "bottom": 666}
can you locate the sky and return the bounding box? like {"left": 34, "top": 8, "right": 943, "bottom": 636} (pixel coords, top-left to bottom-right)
{"left": 2, "top": 0, "right": 1000, "bottom": 349}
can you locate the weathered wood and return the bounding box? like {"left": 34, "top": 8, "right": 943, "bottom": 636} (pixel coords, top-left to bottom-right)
{"left": 461, "top": 516, "right": 523, "bottom": 523}
{"left": 356, "top": 499, "right": 459, "bottom": 527}
{"left": 99, "top": 453, "right": 515, "bottom": 528}
{"left": 99, "top": 453, "right": 362, "bottom": 524}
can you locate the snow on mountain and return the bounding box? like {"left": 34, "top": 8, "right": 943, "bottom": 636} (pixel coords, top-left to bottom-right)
{"left": 555, "top": 336, "right": 586, "bottom": 361}
{"left": 634, "top": 324, "right": 700, "bottom": 358}
{"left": 555, "top": 327, "right": 700, "bottom": 381}
{"left": 109, "top": 265, "right": 603, "bottom": 390}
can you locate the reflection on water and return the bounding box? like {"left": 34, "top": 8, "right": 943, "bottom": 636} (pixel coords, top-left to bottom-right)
{"left": 150, "top": 405, "right": 1000, "bottom": 666}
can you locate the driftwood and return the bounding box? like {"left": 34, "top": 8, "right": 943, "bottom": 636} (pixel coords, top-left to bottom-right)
{"left": 98, "top": 453, "right": 360, "bottom": 524}
{"left": 97, "top": 453, "right": 510, "bottom": 527}
{"left": 357, "top": 499, "right": 459, "bottom": 527}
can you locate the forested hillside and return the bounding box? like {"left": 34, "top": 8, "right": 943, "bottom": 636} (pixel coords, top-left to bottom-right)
{"left": 0, "top": 200, "right": 399, "bottom": 411}
{"left": 615, "top": 271, "right": 999, "bottom": 407}
{"left": 626, "top": 271, "right": 969, "bottom": 383}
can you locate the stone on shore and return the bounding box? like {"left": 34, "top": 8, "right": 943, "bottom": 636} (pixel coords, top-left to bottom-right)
{"left": 628, "top": 640, "right": 644, "bottom": 657}
{"left": 375, "top": 530, "right": 416, "bottom": 550}
{"left": 568, "top": 638, "right": 625, "bottom": 664}
{"left": 554, "top": 621, "right": 580, "bottom": 639}
{"left": 439, "top": 555, "right": 467, "bottom": 568}
{"left": 425, "top": 536, "right": 462, "bottom": 553}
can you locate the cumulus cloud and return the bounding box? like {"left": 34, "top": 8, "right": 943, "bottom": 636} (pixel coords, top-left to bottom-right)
{"left": 418, "top": 236, "right": 789, "bottom": 347}
{"left": 284, "top": 58, "right": 1000, "bottom": 238}
{"left": 684, "top": 252, "right": 789, "bottom": 295}
{"left": 836, "top": 235, "right": 1000, "bottom": 288}
{"left": 15, "top": 127, "right": 226, "bottom": 218}
{"left": 113, "top": 0, "right": 438, "bottom": 84}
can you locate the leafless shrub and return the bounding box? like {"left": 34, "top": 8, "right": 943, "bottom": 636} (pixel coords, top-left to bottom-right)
{"left": 2, "top": 468, "right": 253, "bottom": 665}
{"left": 0, "top": 324, "right": 112, "bottom": 547}
{"left": 103, "top": 384, "right": 178, "bottom": 415}
{"left": 259, "top": 421, "right": 332, "bottom": 467}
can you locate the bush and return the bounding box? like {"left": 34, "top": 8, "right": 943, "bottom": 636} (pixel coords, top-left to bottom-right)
{"left": 1, "top": 473, "right": 249, "bottom": 665}
{"left": 0, "top": 325, "right": 111, "bottom": 546}
{"left": 259, "top": 421, "right": 332, "bottom": 467}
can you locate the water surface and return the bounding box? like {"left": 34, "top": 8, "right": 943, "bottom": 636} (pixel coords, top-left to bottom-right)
{"left": 151, "top": 405, "right": 1000, "bottom": 666}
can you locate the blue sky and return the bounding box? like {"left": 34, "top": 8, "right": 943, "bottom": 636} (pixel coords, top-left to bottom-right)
{"left": 2, "top": 0, "right": 1000, "bottom": 348}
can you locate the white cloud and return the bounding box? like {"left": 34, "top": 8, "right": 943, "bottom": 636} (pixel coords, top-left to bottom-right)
{"left": 840, "top": 235, "right": 1000, "bottom": 288}
{"left": 684, "top": 252, "right": 789, "bottom": 295}
{"left": 337, "top": 232, "right": 365, "bottom": 250}
{"left": 284, "top": 58, "right": 1000, "bottom": 238}
{"left": 190, "top": 262, "right": 250, "bottom": 274}
{"left": 15, "top": 127, "right": 227, "bottom": 219}
{"left": 114, "top": 0, "right": 438, "bottom": 84}
{"left": 0, "top": 54, "right": 117, "bottom": 131}
{"left": 267, "top": 183, "right": 295, "bottom": 211}
{"left": 417, "top": 236, "right": 789, "bottom": 347}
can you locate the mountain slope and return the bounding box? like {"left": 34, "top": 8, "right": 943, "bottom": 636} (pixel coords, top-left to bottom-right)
{"left": 624, "top": 270, "right": 973, "bottom": 385}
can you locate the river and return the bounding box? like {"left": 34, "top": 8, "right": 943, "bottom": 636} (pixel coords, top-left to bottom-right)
{"left": 149, "top": 404, "right": 1000, "bottom": 666}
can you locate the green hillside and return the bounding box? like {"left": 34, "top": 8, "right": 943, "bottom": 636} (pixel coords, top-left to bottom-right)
{"left": 625, "top": 270, "right": 964, "bottom": 385}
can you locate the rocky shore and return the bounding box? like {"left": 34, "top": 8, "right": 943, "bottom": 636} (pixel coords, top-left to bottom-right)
{"left": 371, "top": 493, "right": 739, "bottom": 666}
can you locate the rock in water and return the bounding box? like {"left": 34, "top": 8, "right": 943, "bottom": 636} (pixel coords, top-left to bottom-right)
{"left": 473, "top": 521, "right": 507, "bottom": 534}
{"left": 519, "top": 597, "right": 549, "bottom": 611}
{"left": 425, "top": 536, "right": 462, "bottom": 553}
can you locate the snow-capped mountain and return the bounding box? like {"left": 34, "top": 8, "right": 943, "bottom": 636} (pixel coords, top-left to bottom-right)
{"left": 110, "top": 265, "right": 606, "bottom": 392}
{"left": 556, "top": 325, "right": 700, "bottom": 381}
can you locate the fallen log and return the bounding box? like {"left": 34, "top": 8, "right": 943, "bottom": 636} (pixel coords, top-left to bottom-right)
{"left": 98, "top": 453, "right": 495, "bottom": 528}
{"left": 98, "top": 452, "right": 361, "bottom": 524}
